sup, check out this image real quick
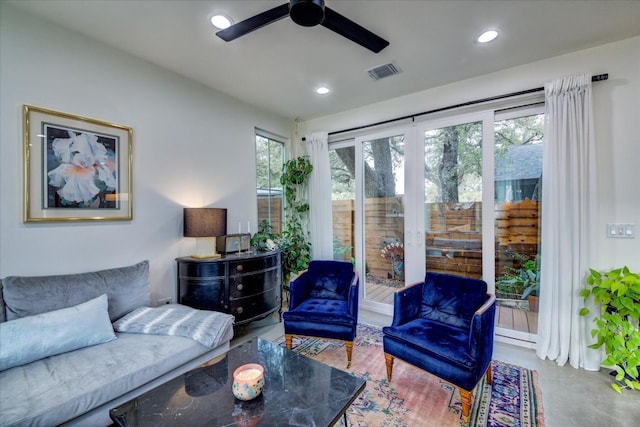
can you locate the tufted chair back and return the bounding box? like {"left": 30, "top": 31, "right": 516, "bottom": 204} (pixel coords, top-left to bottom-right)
{"left": 421, "top": 272, "right": 488, "bottom": 329}
{"left": 306, "top": 260, "right": 354, "bottom": 301}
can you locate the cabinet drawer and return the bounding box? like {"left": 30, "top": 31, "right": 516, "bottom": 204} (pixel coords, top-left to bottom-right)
{"left": 228, "top": 254, "right": 279, "bottom": 275}
{"left": 229, "top": 267, "right": 280, "bottom": 298}
{"left": 230, "top": 287, "right": 280, "bottom": 324}
{"left": 178, "top": 278, "right": 226, "bottom": 311}
{"left": 178, "top": 261, "right": 225, "bottom": 278}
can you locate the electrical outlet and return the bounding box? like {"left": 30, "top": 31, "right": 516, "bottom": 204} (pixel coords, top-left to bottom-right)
{"left": 157, "top": 297, "right": 172, "bottom": 305}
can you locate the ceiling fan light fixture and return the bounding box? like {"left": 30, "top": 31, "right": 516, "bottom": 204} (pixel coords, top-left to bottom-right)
{"left": 316, "top": 86, "right": 330, "bottom": 95}
{"left": 215, "top": 0, "right": 389, "bottom": 53}
{"left": 210, "top": 14, "right": 233, "bottom": 30}
{"left": 290, "top": 0, "right": 325, "bottom": 27}
{"left": 477, "top": 29, "right": 499, "bottom": 43}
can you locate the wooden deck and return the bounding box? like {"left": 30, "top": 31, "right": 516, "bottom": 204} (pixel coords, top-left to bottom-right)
{"left": 364, "top": 282, "right": 397, "bottom": 305}
{"left": 496, "top": 305, "right": 538, "bottom": 334}
{"left": 365, "top": 282, "right": 538, "bottom": 335}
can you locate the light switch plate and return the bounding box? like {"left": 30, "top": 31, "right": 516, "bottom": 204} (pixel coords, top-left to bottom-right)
{"left": 607, "top": 223, "right": 635, "bottom": 238}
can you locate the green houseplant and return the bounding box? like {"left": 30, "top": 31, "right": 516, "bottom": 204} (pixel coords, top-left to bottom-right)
{"left": 251, "top": 157, "right": 313, "bottom": 283}
{"left": 251, "top": 220, "right": 278, "bottom": 252}
{"left": 579, "top": 266, "right": 640, "bottom": 393}
{"left": 496, "top": 253, "right": 540, "bottom": 311}
{"left": 278, "top": 156, "right": 313, "bottom": 282}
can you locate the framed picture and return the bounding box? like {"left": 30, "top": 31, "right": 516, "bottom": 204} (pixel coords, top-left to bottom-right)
{"left": 216, "top": 234, "right": 251, "bottom": 254}
{"left": 23, "top": 105, "right": 133, "bottom": 222}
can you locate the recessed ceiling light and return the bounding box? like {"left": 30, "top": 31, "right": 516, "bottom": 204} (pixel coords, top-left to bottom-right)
{"left": 477, "top": 30, "right": 498, "bottom": 43}
{"left": 316, "top": 86, "right": 330, "bottom": 95}
{"left": 210, "top": 14, "right": 232, "bottom": 30}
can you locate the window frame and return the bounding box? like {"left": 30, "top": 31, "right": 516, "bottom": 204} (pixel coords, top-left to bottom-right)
{"left": 255, "top": 129, "right": 286, "bottom": 233}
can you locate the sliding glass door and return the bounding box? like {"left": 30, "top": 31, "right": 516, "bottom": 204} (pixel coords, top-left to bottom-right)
{"left": 421, "top": 118, "right": 485, "bottom": 281}
{"left": 358, "top": 132, "right": 406, "bottom": 312}
{"left": 328, "top": 108, "right": 543, "bottom": 346}
{"left": 493, "top": 108, "right": 544, "bottom": 346}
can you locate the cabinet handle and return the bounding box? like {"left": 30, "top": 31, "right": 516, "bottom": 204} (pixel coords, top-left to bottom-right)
{"left": 236, "top": 306, "right": 243, "bottom": 314}
{"left": 236, "top": 264, "right": 244, "bottom": 272}
{"left": 237, "top": 284, "right": 244, "bottom": 291}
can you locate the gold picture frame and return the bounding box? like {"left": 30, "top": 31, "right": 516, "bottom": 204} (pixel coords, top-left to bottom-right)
{"left": 23, "top": 105, "right": 133, "bottom": 222}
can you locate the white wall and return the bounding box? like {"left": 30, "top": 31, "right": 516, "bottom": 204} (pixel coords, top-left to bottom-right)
{"left": 2, "top": 3, "right": 637, "bottom": 303}
{"left": 0, "top": 4, "right": 293, "bottom": 302}
{"left": 301, "top": 36, "right": 640, "bottom": 273}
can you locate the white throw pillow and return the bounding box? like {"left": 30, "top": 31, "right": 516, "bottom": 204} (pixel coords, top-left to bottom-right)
{"left": 0, "top": 294, "right": 116, "bottom": 371}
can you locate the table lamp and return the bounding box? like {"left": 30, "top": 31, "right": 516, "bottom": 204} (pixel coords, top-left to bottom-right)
{"left": 183, "top": 208, "right": 227, "bottom": 258}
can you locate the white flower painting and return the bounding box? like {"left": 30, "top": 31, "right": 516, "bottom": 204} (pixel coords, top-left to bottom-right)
{"left": 45, "top": 126, "right": 118, "bottom": 209}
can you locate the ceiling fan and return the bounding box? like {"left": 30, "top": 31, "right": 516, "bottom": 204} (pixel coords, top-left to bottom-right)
{"left": 216, "top": 0, "right": 389, "bottom": 53}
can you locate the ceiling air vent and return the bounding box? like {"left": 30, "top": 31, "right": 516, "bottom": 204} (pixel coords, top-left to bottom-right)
{"left": 366, "top": 62, "right": 401, "bottom": 81}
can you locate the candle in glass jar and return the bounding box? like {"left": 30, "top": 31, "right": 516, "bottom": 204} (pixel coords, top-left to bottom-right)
{"left": 236, "top": 367, "right": 262, "bottom": 381}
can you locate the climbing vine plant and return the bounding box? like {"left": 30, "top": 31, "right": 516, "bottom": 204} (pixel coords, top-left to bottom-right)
{"left": 279, "top": 156, "right": 313, "bottom": 281}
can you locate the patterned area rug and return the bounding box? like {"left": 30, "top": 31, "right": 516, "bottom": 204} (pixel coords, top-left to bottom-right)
{"left": 274, "top": 324, "right": 544, "bottom": 427}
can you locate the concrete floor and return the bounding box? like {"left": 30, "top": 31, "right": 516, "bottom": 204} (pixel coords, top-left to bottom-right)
{"left": 232, "top": 310, "right": 640, "bottom": 427}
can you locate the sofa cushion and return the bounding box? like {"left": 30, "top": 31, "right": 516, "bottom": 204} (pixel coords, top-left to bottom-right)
{"left": 0, "top": 331, "right": 233, "bottom": 427}
{"left": 1, "top": 260, "right": 150, "bottom": 322}
{"left": 382, "top": 318, "right": 476, "bottom": 370}
{"left": 0, "top": 294, "right": 115, "bottom": 371}
{"left": 283, "top": 299, "right": 354, "bottom": 325}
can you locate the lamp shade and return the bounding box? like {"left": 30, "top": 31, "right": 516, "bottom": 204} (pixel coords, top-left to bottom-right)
{"left": 184, "top": 208, "right": 227, "bottom": 237}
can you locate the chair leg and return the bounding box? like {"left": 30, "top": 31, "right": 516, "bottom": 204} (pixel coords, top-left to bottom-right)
{"left": 345, "top": 341, "right": 353, "bottom": 368}
{"left": 285, "top": 334, "right": 293, "bottom": 350}
{"left": 459, "top": 388, "right": 473, "bottom": 422}
{"left": 384, "top": 353, "right": 394, "bottom": 382}
{"left": 486, "top": 362, "right": 493, "bottom": 385}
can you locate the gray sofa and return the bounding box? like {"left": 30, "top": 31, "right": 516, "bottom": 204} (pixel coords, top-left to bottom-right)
{"left": 0, "top": 260, "right": 234, "bottom": 427}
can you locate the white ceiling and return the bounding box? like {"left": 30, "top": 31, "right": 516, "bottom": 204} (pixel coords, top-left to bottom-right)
{"left": 8, "top": 0, "right": 640, "bottom": 121}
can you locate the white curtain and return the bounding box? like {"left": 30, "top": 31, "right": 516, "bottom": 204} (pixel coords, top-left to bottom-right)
{"left": 536, "top": 73, "right": 600, "bottom": 371}
{"left": 306, "top": 132, "right": 334, "bottom": 259}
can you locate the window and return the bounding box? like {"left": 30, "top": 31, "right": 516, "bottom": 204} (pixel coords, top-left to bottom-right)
{"left": 255, "top": 131, "right": 284, "bottom": 233}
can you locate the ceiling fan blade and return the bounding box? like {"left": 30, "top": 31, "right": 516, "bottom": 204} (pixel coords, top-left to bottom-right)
{"left": 216, "top": 3, "right": 290, "bottom": 42}
{"left": 321, "top": 7, "right": 389, "bottom": 53}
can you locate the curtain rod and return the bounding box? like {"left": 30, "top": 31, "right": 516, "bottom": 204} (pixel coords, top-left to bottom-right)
{"left": 310, "top": 73, "right": 608, "bottom": 138}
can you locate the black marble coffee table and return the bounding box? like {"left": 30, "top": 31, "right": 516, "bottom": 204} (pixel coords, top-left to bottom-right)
{"left": 110, "top": 338, "right": 366, "bottom": 426}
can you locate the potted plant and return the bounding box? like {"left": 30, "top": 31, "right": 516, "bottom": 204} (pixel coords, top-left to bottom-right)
{"left": 251, "top": 220, "right": 278, "bottom": 252}
{"left": 279, "top": 156, "right": 313, "bottom": 283}
{"left": 496, "top": 253, "right": 540, "bottom": 311}
{"left": 380, "top": 241, "right": 404, "bottom": 280}
{"left": 251, "top": 157, "right": 313, "bottom": 284}
{"left": 520, "top": 266, "right": 540, "bottom": 312}
{"left": 579, "top": 266, "right": 640, "bottom": 393}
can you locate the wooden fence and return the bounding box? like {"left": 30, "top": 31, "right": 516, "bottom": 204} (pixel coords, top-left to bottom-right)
{"left": 259, "top": 195, "right": 540, "bottom": 280}
{"left": 334, "top": 198, "right": 539, "bottom": 280}
{"left": 257, "top": 197, "right": 282, "bottom": 233}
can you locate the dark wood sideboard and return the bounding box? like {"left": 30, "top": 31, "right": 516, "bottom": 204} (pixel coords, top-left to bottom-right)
{"left": 176, "top": 250, "right": 282, "bottom": 325}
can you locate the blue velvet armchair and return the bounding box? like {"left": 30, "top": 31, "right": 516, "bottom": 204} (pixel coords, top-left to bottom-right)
{"left": 382, "top": 272, "right": 496, "bottom": 422}
{"left": 283, "top": 260, "right": 359, "bottom": 367}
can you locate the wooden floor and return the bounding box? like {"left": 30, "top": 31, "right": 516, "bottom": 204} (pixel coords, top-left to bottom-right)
{"left": 365, "top": 282, "right": 538, "bottom": 334}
